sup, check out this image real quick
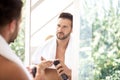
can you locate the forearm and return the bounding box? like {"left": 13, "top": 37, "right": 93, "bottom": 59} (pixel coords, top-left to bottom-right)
{"left": 33, "top": 70, "right": 45, "bottom": 80}
{"left": 33, "top": 74, "right": 44, "bottom": 80}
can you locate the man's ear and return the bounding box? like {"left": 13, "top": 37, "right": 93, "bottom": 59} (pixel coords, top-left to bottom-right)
{"left": 8, "top": 20, "right": 16, "bottom": 33}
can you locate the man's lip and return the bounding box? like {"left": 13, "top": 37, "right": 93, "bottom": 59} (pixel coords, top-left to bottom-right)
{"left": 58, "top": 32, "right": 63, "bottom": 34}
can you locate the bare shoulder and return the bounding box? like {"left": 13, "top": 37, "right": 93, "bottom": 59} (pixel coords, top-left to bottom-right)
{"left": 0, "top": 55, "right": 29, "bottom": 80}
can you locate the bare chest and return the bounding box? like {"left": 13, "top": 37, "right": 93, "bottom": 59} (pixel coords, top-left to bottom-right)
{"left": 55, "top": 47, "right": 66, "bottom": 62}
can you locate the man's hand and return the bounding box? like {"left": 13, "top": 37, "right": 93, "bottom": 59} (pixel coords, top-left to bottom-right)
{"left": 54, "top": 60, "right": 71, "bottom": 79}
{"left": 36, "top": 57, "right": 53, "bottom": 76}
{"left": 37, "top": 57, "right": 53, "bottom": 71}
{"left": 34, "top": 57, "right": 53, "bottom": 80}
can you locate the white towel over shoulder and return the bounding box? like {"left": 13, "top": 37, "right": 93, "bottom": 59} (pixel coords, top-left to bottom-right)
{"left": 32, "top": 36, "right": 74, "bottom": 69}
{"left": 0, "top": 35, "right": 32, "bottom": 79}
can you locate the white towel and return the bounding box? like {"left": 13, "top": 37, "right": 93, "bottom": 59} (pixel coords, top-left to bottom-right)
{"left": 0, "top": 35, "right": 32, "bottom": 80}
{"left": 32, "top": 35, "right": 74, "bottom": 69}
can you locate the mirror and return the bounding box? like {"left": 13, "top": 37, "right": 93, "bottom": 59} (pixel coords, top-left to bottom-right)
{"left": 30, "top": 0, "right": 79, "bottom": 80}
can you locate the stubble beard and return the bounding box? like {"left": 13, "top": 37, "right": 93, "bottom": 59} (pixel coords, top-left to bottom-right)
{"left": 56, "top": 32, "right": 71, "bottom": 40}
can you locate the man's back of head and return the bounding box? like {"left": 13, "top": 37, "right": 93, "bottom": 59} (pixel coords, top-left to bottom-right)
{"left": 0, "top": 0, "right": 23, "bottom": 43}
{"left": 0, "top": 0, "right": 23, "bottom": 27}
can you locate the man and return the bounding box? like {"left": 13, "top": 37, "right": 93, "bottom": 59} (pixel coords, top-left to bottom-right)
{"left": 0, "top": 0, "right": 56, "bottom": 80}
{"left": 0, "top": 0, "right": 32, "bottom": 80}
{"left": 32, "top": 12, "right": 73, "bottom": 80}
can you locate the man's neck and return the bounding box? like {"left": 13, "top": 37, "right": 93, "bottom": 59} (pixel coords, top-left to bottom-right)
{"left": 57, "top": 37, "right": 70, "bottom": 49}
{"left": 0, "top": 27, "right": 10, "bottom": 44}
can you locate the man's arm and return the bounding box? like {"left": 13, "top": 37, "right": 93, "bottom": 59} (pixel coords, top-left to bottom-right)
{"left": 33, "top": 57, "right": 53, "bottom": 80}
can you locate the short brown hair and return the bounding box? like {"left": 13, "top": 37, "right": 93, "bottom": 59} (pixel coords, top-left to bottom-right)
{"left": 59, "top": 12, "right": 73, "bottom": 28}
{"left": 0, "top": 0, "right": 23, "bottom": 27}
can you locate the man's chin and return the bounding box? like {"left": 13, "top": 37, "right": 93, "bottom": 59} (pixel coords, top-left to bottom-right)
{"left": 57, "top": 35, "right": 63, "bottom": 39}
{"left": 57, "top": 37, "right": 66, "bottom": 40}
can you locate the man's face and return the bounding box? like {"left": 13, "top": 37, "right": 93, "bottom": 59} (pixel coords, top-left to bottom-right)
{"left": 56, "top": 18, "right": 72, "bottom": 40}
{"left": 9, "top": 19, "right": 21, "bottom": 43}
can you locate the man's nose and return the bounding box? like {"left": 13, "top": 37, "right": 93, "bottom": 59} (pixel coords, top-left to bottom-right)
{"left": 58, "top": 27, "right": 63, "bottom": 32}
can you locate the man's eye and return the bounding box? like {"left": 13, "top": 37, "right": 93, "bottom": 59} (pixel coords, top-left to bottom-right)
{"left": 57, "top": 25, "right": 60, "bottom": 27}
{"left": 63, "top": 26, "right": 67, "bottom": 28}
